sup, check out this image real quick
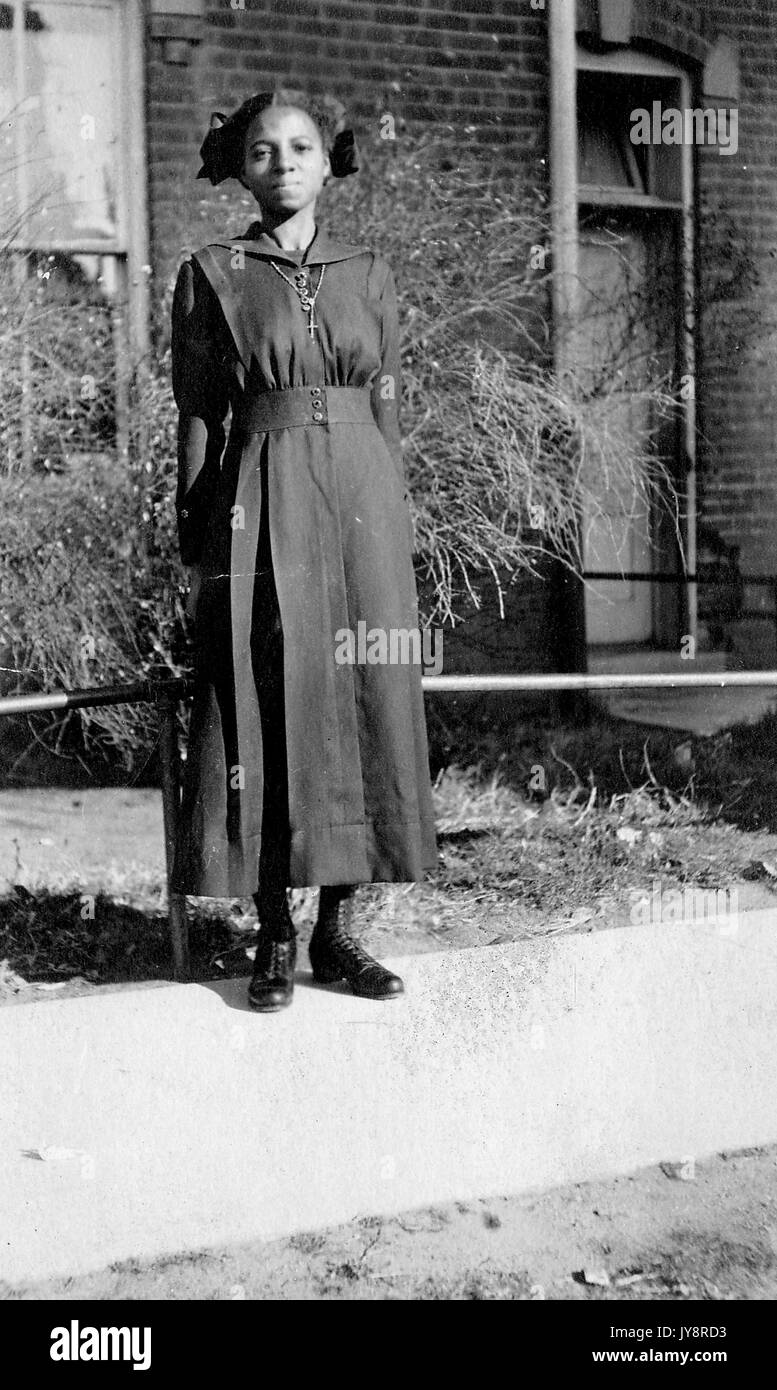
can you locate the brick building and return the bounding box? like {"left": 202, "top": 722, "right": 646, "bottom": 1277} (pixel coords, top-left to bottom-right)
{"left": 4, "top": 0, "right": 776, "bottom": 674}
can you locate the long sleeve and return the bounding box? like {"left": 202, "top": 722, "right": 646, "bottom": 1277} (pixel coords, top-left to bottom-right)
{"left": 170, "top": 257, "right": 232, "bottom": 566}
{"left": 370, "top": 262, "right": 410, "bottom": 504}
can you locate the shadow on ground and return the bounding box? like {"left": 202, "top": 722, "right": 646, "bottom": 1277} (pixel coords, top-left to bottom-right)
{"left": 0, "top": 886, "right": 236, "bottom": 996}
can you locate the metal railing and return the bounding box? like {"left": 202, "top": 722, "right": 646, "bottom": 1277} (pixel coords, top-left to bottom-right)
{"left": 3, "top": 666, "right": 777, "bottom": 981}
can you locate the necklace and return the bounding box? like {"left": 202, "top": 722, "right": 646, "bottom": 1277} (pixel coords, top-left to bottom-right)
{"left": 269, "top": 260, "right": 326, "bottom": 339}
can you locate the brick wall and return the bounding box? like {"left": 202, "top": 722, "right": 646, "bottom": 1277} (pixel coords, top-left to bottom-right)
{"left": 696, "top": 1, "right": 777, "bottom": 578}
{"left": 576, "top": 0, "right": 777, "bottom": 580}
{"left": 145, "top": 0, "right": 777, "bottom": 663}
{"left": 146, "top": 0, "right": 550, "bottom": 292}
{"left": 146, "top": 0, "right": 560, "bottom": 679}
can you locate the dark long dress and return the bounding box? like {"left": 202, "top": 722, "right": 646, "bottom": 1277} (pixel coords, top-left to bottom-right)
{"left": 169, "top": 221, "right": 438, "bottom": 896}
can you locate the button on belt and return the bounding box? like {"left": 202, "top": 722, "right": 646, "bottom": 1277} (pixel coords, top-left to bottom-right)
{"left": 233, "top": 385, "right": 374, "bottom": 433}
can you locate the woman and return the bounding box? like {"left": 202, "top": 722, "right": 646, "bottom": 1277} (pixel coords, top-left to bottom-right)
{"left": 170, "top": 89, "right": 438, "bottom": 1012}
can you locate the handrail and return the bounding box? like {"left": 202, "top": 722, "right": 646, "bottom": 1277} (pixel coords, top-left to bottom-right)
{"left": 3, "top": 670, "right": 777, "bottom": 720}
{"left": 0, "top": 678, "right": 193, "bottom": 717}
{"left": 582, "top": 572, "right": 776, "bottom": 584}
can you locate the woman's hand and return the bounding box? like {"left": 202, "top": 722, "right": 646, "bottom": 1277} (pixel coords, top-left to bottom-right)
{"left": 183, "top": 564, "right": 203, "bottom": 622}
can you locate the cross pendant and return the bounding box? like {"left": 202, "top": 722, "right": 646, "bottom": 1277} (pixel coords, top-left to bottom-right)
{"left": 308, "top": 309, "right": 318, "bottom": 339}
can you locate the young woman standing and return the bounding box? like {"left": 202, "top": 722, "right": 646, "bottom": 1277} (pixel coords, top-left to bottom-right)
{"left": 170, "top": 89, "right": 437, "bottom": 1011}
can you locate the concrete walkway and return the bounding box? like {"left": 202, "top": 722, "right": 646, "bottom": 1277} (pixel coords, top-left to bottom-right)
{"left": 3, "top": 908, "right": 777, "bottom": 1287}
{"left": 588, "top": 648, "right": 777, "bottom": 734}
{"left": 0, "top": 787, "right": 165, "bottom": 892}
{"left": 598, "top": 685, "right": 777, "bottom": 736}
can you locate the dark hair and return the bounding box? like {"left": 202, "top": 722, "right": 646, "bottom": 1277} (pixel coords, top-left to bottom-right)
{"left": 196, "top": 88, "right": 358, "bottom": 186}
{"left": 256, "top": 87, "right": 347, "bottom": 150}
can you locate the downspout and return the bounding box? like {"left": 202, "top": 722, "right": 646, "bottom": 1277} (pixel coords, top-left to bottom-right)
{"left": 548, "top": 0, "right": 588, "bottom": 683}
{"left": 12, "top": 0, "right": 32, "bottom": 470}
{"left": 686, "top": 135, "right": 700, "bottom": 650}
{"left": 549, "top": 0, "right": 580, "bottom": 369}
{"left": 125, "top": 0, "right": 152, "bottom": 364}
{"left": 681, "top": 121, "right": 698, "bottom": 651}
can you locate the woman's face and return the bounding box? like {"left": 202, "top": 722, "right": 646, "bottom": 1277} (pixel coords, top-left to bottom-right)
{"left": 240, "top": 106, "right": 331, "bottom": 216}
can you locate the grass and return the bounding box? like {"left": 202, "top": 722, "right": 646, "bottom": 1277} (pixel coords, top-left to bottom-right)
{"left": 2, "top": 707, "right": 777, "bottom": 997}
{"left": 426, "top": 698, "right": 777, "bottom": 833}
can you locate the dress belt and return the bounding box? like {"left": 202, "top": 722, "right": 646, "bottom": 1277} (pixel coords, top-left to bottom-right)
{"left": 232, "top": 385, "right": 375, "bottom": 434}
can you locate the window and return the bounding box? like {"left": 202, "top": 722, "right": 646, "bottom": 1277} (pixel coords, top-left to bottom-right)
{"left": 577, "top": 69, "right": 685, "bottom": 209}
{"left": 0, "top": 0, "right": 148, "bottom": 469}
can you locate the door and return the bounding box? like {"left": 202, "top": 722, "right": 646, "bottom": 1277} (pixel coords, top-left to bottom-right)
{"left": 577, "top": 213, "right": 680, "bottom": 646}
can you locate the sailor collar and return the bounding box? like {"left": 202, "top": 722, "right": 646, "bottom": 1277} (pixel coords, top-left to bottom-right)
{"left": 209, "top": 222, "right": 368, "bottom": 266}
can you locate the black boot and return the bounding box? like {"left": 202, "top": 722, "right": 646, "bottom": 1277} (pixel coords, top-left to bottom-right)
{"left": 249, "top": 880, "right": 296, "bottom": 1012}
{"left": 309, "top": 885, "right": 404, "bottom": 1000}
{"left": 248, "top": 933, "right": 296, "bottom": 1012}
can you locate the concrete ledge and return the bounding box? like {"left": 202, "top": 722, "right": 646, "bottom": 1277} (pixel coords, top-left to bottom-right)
{"left": 2, "top": 910, "right": 777, "bottom": 1285}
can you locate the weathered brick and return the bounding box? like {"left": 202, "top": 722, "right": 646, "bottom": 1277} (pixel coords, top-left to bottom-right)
{"left": 143, "top": 0, "right": 777, "bottom": 658}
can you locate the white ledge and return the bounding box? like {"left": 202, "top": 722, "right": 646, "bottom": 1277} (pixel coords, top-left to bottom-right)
{"left": 2, "top": 909, "right": 777, "bottom": 1285}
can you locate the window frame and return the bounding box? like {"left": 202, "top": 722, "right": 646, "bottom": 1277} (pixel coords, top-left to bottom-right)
{"left": 3, "top": 0, "right": 150, "bottom": 466}
{"left": 576, "top": 45, "right": 698, "bottom": 646}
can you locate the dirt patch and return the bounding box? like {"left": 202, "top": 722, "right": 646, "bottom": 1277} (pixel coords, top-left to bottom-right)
{"left": 6, "top": 1145, "right": 777, "bottom": 1301}
{"left": 3, "top": 728, "right": 777, "bottom": 1003}
{"left": 4, "top": 708, "right": 777, "bottom": 995}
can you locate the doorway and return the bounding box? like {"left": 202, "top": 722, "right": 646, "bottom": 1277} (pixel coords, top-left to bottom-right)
{"left": 575, "top": 53, "right": 694, "bottom": 655}
{"left": 578, "top": 210, "right": 683, "bottom": 647}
